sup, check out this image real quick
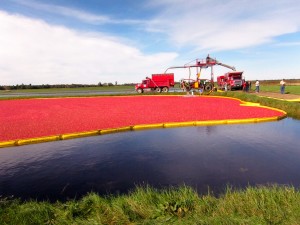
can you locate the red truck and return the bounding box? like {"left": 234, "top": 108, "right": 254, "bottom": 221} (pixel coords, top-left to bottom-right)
{"left": 135, "top": 73, "right": 175, "bottom": 93}
{"left": 217, "top": 71, "right": 244, "bottom": 91}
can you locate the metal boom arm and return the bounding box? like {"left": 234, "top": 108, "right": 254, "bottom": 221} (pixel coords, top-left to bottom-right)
{"left": 216, "top": 62, "right": 236, "bottom": 71}
{"left": 164, "top": 55, "right": 236, "bottom": 84}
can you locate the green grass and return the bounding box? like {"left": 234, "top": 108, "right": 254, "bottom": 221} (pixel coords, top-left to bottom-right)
{"left": 1, "top": 185, "right": 300, "bottom": 225}
{"left": 211, "top": 91, "right": 300, "bottom": 119}
{"left": 260, "top": 85, "right": 300, "bottom": 95}
{"left": 0, "top": 85, "right": 135, "bottom": 93}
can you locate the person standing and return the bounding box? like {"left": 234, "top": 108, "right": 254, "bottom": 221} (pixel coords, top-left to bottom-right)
{"left": 199, "top": 84, "right": 204, "bottom": 95}
{"left": 242, "top": 80, "right": 246, "bottom": 92}
{"left": 245, "top": 81, "right": 249, "bottom": 92}
{"left": 280, "top": 79, "right": 286, "bottom": 94}
{"left": 255, "top": 80, "right": 260, "bottom": 93}
{"left": 224, "top": 81, "right": 228, "bottom": 91}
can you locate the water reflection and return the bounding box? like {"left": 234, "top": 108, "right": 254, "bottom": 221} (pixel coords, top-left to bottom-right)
{"left": 0, "top": 118, "right": 300, "bottom": 201}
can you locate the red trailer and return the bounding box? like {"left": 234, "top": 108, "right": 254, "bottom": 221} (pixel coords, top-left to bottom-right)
{"left": 135, "top": 73, "right": 175, "bottom": 93}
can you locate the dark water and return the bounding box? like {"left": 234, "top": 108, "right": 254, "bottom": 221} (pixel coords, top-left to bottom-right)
{"left": 0, "top": 118, "right": 300, "bottom": 201}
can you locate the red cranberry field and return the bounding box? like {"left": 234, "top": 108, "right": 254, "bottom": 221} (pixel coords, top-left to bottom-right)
{"left": 0, "top": 96, "right": 285, "bottom": 142}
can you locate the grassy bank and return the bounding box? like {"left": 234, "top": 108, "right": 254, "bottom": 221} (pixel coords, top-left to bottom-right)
{"left": 211, "top": 91, "right": 300, "bottom": 119}
{"left": 1, "top": 185, "right": 300, "bottom": 225}
{"left": 259, "top": 85, "right": 300, "bottom": 94}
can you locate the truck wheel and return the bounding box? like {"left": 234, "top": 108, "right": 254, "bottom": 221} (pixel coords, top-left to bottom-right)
{"left": 162, "top": 87, "right": 169, "bottom": 92}
{"left": 155, "top": 87, "right": 162, "bottom": 93}
{"left": 204, "top": 84, "right": 213, "bottom": 91}
{"left": 137, "top": 88, "right": 143, "bottom": 94}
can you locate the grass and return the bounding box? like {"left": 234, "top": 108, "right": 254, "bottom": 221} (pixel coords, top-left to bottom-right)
{"left": 260, "top": 85, "right": 300, "bottom": 95}
{"left": 211, "top": 91, "right": 300, "bottom": 119}
{"left": 1, "top": 185, "right": 300, "bottom": 225}
{"left": 0, "top": 85, "right": 135, "bottom": 93}
{"left": 247, "top": 79, "right": 300, "bottom": 94}
{"left": 0, "top": 86, "right": 187, "bottom": 100}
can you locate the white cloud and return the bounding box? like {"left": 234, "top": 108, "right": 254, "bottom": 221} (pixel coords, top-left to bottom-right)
{"left": 12, "top": 0, "right": 300, "bottom": 53}
{"left": 147, "top": 0, "right": 300, "bottom": 52}
{"left": 1, "top": 0, "right": 300, "bottom": 84}
{"left": 0, "top": 11, "right": 178, "bottom": 85}
{"left": 13, "top": 0, "right": 146, "bottom": 25}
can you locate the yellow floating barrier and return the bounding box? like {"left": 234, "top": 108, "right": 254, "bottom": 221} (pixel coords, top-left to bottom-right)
{"left": 61, "top": 130, "right": 99, "bottom": 140}
{"left": 0, "top": 140, "right": 17, "bottom": 148}
{"left": 257, "top": 105, "right": 287, "bottom": 115}
{"left": 226, "top": 119, "right": 258, "bottom": 124}
{"left": 241, "top": 102, "right": 260, "bottom": 107}
{"left": 116, "top": 126, "right": 133, "bottom": 132}
{"left": 100, "top": 129, "right": 119, "bottom": 135}
{"left": 132, "top": 123, "right": 164, "bottom": 130}
{"left": 256, "top": 117, "right": 280, "bottom": 122}
{"left": 163, "top": 121, "right": 195, "bottom": 128}
{"left": 100, "top": 126, "right": 132, "bottom": 135}
{"left": 195, "top": 120, "right": 228, "bottom": 126}
{"left": 16, "top": 135, "right": 60, "bottom": 146}
{"left": 287, "top": 98, "right": 300, "bottom": 102}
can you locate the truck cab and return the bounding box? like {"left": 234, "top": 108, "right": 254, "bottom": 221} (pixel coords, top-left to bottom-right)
{"left": 135, "top": 79, "right": 151, "bottom": 93}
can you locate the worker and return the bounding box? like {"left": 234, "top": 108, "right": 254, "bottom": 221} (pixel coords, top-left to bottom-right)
{"left": 255, "top": 80, "right": 260, "bottom": 93}
{"left": 280, "top": 79, "right": 286, "bottom": 94}
{"left": 206, "top": 54, "right": 210, "bottom": 64}
{"left": 224, "top": 81, "right": 228, "bottom": 91}
{"left": 245, "top": 81, "right": 250, "bottom": 92}
{"left": 180, "top": 80, "right": 185, "bottom": 92}
{"left": 242, "top": 80, "right": 246, "bottom": 92}
{"left": 199, "top": 84, "right": 204, "bottom": 95}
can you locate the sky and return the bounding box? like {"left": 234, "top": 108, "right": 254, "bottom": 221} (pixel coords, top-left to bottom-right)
{"left": 1, "top": 0, "right": 300, "bottom": 85}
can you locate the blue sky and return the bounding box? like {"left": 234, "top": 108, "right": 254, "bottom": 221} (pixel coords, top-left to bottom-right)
{"left": 1, "top": 0, "right": 300, "bottom": 85}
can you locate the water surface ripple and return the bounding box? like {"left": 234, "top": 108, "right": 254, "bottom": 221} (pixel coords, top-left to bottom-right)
{"left": 0, "top": 118, "right": 299, "bottom": 201}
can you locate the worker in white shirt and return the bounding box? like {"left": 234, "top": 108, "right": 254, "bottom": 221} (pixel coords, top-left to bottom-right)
{"left": 280, "top": 79, "right": 286, "bottom": 94}
{"left": 255, "top": 80, "right": 260, "bottom": 93}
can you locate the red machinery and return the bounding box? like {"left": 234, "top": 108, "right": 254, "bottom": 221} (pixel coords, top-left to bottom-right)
{"left": 164, "top": 55, "right": 237, "bottom": 91}
{"left": 135, "top": 73, "right": 175, "bottom": 93}
{"left": 217, "top": 71, "right": 244, "bottom": 90}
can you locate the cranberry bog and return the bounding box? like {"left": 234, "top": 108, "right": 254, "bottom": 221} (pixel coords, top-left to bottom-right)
{"left": 0, "top": 96, "right": 286, "bottom": 147}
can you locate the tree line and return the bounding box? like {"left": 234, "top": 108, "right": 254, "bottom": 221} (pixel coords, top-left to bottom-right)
{"left": 0, "top": 82, "right": 136, "bottom": 90}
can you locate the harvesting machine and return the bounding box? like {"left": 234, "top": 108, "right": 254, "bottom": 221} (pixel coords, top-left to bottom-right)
{"left": 164, "top": 55, "right": 237, "bottom": 92}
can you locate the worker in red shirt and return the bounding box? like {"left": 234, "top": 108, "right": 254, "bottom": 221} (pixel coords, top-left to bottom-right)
{"left": 242, "top": 80, "right": 246, "bottom": 92}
